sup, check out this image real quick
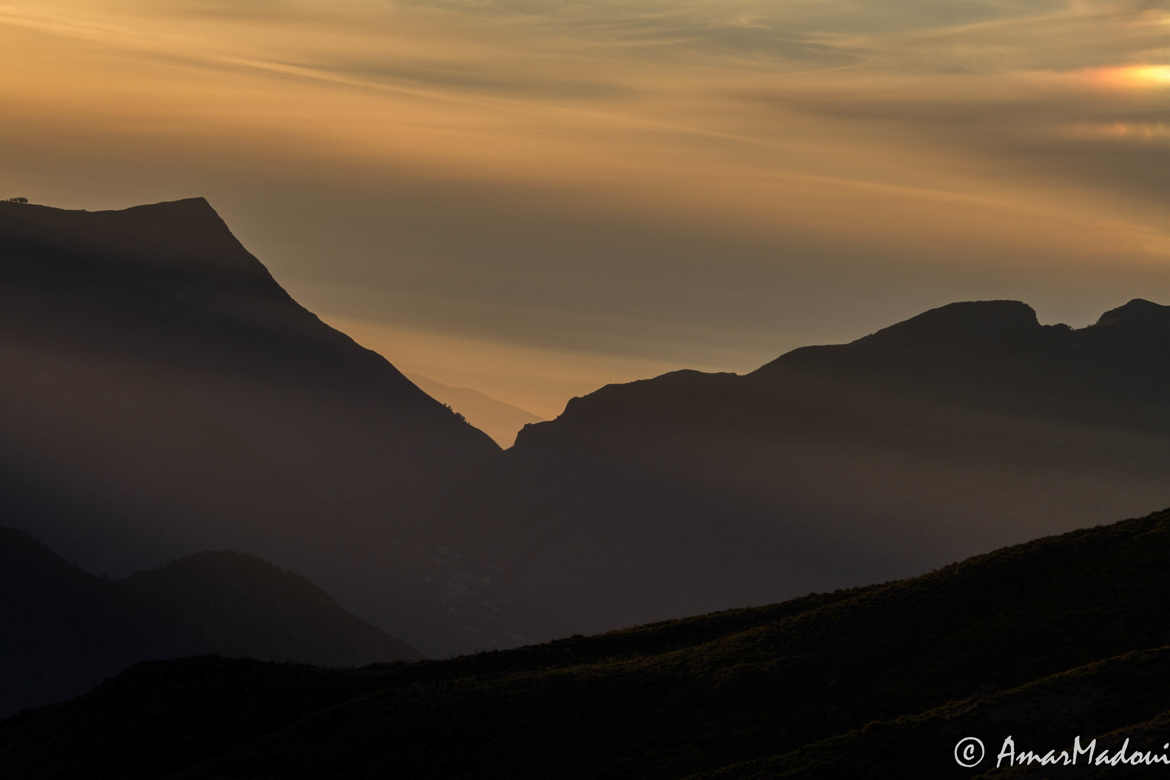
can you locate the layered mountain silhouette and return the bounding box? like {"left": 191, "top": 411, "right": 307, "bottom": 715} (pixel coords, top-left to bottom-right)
{"left": 5, "top": 506, "right": 1170, "bottom": 778}
{"left": 408, "top": 372, "right": 541, "bottom": 448}
{"left": 5, "top": 196, "right": 1170, "bottom": 662}
{"left": 501, "top": 298, "right": 1170, "bottom": 636}
{"left": 0, "top": 197, "right": 521, "bottom": 655}
{"left": 0, "top": 527, "right": 415, "bottom": 717}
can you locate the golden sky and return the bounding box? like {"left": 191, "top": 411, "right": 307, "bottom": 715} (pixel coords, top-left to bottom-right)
{"left": 2, "top": 0, "right": 1168, "bottom": 416}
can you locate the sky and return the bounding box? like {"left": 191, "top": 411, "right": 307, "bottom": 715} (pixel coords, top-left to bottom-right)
{"left": 1, "top": 0, "right": 1167, "bottom": 417}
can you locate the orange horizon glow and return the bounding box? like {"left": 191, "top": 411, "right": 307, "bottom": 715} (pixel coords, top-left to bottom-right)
{"left": 1088, "top": 65, "right": 1170, "bottom": 89}
{"left": 1, "top": 1, "right": 1169, "bottom": 415}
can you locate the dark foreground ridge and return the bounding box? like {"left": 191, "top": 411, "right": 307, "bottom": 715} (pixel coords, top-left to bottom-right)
{"left": 5, "top": 506, "right": 1170, "bottom": 779}
{"left": 0, "top": 528, "right": 416, "bottom": 717}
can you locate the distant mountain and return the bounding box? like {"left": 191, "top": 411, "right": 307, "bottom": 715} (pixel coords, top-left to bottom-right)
{"left": 0, "top": 197, "right": 521, "bottom": 656}
{"left": 0, "top": 528, "right": 415, "bottom": 717}
{"left": 7, "top": 196, "right": 1170, "bottom": 661}
{"left": 121, "top": 550, "right": 418, "bottom": 664}
{"left": 408, "top": 373, "right": 541, "bottom": 448}
{"left": 500, "top": 299, "right": 1170, "bottom": 637}
{"left": 6, "top": 506, "right": 1170, "bottom": 778}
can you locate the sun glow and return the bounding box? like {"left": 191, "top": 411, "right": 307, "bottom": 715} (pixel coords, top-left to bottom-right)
{"left": 1126, "top": 66, "right": 1170, "bottom": 84}
{"left": 1089, "top": 65, "right": 1170, "bottom": 89}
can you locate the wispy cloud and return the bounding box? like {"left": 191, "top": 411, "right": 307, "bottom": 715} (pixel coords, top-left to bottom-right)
{"left": 1, "top": 0, "right": 1168, "bottom": 409}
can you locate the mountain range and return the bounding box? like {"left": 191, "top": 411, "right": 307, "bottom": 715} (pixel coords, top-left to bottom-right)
{"left": 496, "top": 297, "right": 1170, "bottom": 636}
{"left": 3, "top": 195, "right": 1170, "bottom": 662}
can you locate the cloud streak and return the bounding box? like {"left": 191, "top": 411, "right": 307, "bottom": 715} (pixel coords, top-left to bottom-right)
{"left": 1, "top": 0, "right": 1168, "bottom": 410}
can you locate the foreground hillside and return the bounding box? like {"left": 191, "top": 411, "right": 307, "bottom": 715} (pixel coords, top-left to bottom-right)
{"left": 0, "top": 528, "right": 415, "bottom": 717}
{"left": 5, "top": 507, "right": 1170, "bottom": 778}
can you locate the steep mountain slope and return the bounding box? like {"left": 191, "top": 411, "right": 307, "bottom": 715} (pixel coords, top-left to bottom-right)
{"left": 7, "top": 196, "right": 1170, "bottom": 660}
{"left": 0, "top": 528, "right": 415, "bottom": 717}
{"left": 503, "top": 299, "right": 1170, "bottom": 636}
{"left": 5, "top": 506, "right": 1170, "bottom": 779}
{"left": 0, "top": 198, "right": 518, "bottom": 655}
{"left": 408, "top": 373, "right": 541, "bottom": 448}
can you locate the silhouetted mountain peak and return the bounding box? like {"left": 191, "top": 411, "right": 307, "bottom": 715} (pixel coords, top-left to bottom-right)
{"left": 752, "top": 299, "right": 1048, "bottom": 380}
{"left": 1096, "top": 298, "right": 1170, "bottom": 329}
{"left": 2, "top": 196, "right": 498, "bottom": 451}
{"left": 0, "top": 530, "right": 420, "bottom": 716}
{"left": 124, "top": 550, "right": 342, "bottom": 610}
{"left": 156, "top": 195, "right": 212, "bottom": 211}
{"left": 0, "top": 197, "right": 272, "bottom": 285}
{"left": 117, "top": 196, "right": 215, "bottom": 216}
{"left": 857, "top": 300, "right": 1040, "bottom": 347}
{"left": 0, "top": 527, "right": 94, "bottom": 587}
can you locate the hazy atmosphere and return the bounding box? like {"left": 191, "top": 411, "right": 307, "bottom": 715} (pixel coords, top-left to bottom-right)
{"left": 8, "top": 3, "right": 1170, "bottom": 774}
{"left": 2, "top": 0, "right": 1168, "bottom": 414}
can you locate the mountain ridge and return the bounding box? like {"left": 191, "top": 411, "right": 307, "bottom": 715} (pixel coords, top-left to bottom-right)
{"left": 5, "top": 505, "right": 1170, "bottom": 778}
{"left": 519, "top": 296, "right": 1170, "bottom": 446}
{"left": 0, "top": 196, "right": 512, "bottom": 656}
{"left": 1096, "top": 297, "right": 1170, "bottom": 328}
{"left": 503, "top": 293, "right": 1170, "bottom": 640}
{"left": 7, "top": 194, "right": 1170, "bottom": 659}
{"left": 0, "top": 527, "right": 416, "bottom": 717}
